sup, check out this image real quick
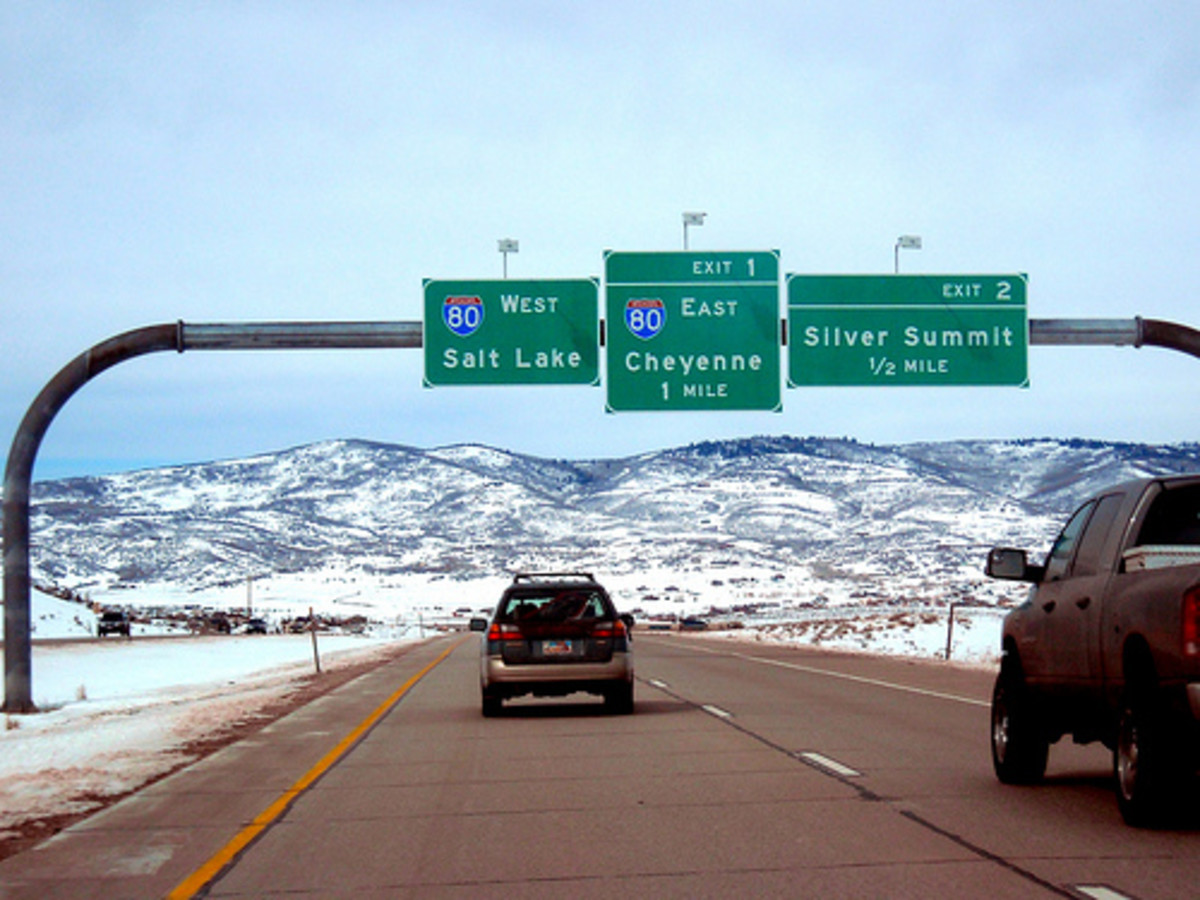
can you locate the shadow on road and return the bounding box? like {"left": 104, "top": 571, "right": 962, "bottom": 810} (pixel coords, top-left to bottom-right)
{"left": 490, "top": 697, "right": 691, "bottom": 719}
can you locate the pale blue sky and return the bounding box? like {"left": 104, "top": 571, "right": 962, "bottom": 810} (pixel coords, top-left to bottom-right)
{"left": 4, "top": 1, "right": 1200, "bottom": 479}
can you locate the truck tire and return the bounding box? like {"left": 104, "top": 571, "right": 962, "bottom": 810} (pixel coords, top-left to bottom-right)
{"left": 991, "top": 671, "right": 1049, "bottom": 784}
{"left": 1114, "top": 693, "right": 1184, "bottom": 826}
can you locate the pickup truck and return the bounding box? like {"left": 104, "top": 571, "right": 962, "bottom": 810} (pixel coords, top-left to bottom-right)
{"left": 985, "top": 475, "right": 1200, "bottom": 825}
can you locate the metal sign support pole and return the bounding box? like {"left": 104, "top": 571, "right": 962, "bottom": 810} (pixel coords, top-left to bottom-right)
{"left": 4, "top": 316, "right": 1199, "bottom": 711}
{"left": 4, "top": 322, "right": 419, "bottom": 712}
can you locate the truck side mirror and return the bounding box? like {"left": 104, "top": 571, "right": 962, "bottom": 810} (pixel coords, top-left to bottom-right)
{"left": 986, "top": 547, "right": 1043, "bottom": 582}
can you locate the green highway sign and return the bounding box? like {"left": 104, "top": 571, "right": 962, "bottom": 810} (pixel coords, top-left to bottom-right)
{"left": 604, "top": 251, "right": 782, "bottom": 412}
{"left": 423, "top": 278, "right": 599, "bottom": 386}
{"left": 787, "top": 275, "right": 1028, "bottom": 387}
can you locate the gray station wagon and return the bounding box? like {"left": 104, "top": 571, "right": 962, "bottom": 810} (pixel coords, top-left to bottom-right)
{"left": 470, "top": 572, "right": 634, "bottom": 716}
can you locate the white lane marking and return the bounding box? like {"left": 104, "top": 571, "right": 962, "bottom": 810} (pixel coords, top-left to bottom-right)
{"left": 1075, "top": 887, "right": 1135, "bottom": 900}
{"left": 702, "top": 704, "right": 733, "bottom": 719}
{"left": 659, "top": 639, "right": 990, "bottom": 708}
{"left": 800, "top": 751, "right": 861, "bottom": 778}
{"left": 648, "top": 678, "right": 670, "bottom": 690}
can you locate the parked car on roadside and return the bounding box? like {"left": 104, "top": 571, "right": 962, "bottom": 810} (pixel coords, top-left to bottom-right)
{"left": 470, "top": 572, "right": 634, "bottom": 716}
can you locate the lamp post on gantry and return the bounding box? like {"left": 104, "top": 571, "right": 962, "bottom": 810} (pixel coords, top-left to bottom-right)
{"left": 498, "top": 239, "right": 518, "bottom": 278}
{"left": 894, "top": 234, "right": 922, "bottom": 273}
{"left": 682, "top": 212, "right": 706, "bottom": 250}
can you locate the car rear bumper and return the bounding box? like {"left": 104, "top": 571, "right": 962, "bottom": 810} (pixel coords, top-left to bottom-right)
{"left": 1188, "top": 682, "right": 1200, "bottom": 720}
{"left": 482, "top": 653, "right": 632, "bottom": 693}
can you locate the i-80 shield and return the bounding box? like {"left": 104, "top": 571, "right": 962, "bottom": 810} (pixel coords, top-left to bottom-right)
{"left": 625, "top": 298, "right": 665, "bottom": 340}
{"left": 442, "top": 295, "right": 484, "bottom": 338}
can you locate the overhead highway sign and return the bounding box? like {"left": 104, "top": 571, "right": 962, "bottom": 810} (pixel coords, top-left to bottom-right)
{"left": 604, "top": 251, "right": 782, "bottom": 411}
{"left": 423, "top": 278, "right": 599, "bottom": 386}
{"left": 787, "top": 274, "right": 1028, "bottom": 387}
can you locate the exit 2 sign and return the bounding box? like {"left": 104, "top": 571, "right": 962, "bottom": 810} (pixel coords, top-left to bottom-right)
{"left": 787, "top": 274, "right": 1028, "bottom": 387}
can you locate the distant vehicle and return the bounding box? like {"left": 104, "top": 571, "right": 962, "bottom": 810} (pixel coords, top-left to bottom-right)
{"left": 97, "top": 609, "right": 131, "bottom": 638}
{"left": 470, "top": 572, "right": 634, "bottom": 716}
{"left": 208, "top": 613, "right": 232, "bottom": 634}
{"left": 986, "top": 475, "right": 1200, "bottom": 825}
{"left": 679, "top": 616, "right": 708, "bottom": 631}
{"left": 244, "top": 618, "right": 268, "bottom": 635}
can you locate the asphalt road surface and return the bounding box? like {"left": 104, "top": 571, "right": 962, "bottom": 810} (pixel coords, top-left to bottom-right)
{"left": 0, "top": 632, "right": 1196, "bottom": 898}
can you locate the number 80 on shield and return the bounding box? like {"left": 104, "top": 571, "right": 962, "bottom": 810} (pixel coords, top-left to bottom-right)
{"left": 443, "top": 295, "right": 484, "bottom": 338}
{"left": 625, "top": 297, "right": 665, "bottom": 341}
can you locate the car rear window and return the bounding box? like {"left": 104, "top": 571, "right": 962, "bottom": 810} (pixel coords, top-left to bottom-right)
{"left": 497, "top": 590, "right": 610, "bottom": 623}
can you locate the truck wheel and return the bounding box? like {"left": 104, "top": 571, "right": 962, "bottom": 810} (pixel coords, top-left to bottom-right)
{"left": 1114, "top": 694, "right": 1183, "bottom": 826}
{"left": 991, "top": 671, "right": 1049, "bottom": 784}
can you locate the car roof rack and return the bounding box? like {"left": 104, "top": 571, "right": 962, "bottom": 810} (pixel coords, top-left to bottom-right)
{"left": 511, "top": 572, "right": 596, "bottom": 584}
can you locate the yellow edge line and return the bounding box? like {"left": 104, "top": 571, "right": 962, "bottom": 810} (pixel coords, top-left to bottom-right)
{"left": 167, "top": 637, "right": 465, "bottom": 899}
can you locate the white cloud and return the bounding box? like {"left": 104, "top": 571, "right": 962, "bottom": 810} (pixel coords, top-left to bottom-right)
{"left": 4, "top": 1, "right": 1200, "bottom": 478}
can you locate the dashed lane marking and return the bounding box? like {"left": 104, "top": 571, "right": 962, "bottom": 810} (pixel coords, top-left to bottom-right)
{"left": 800, "top": 751, "right": 861, "bottom": 778}
{"left": 1075, "top": 887, "right": 1135, "bottom": 900}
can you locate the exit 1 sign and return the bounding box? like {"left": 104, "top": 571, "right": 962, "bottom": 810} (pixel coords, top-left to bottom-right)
{"left": 604, "top": 250, "right": 782, "bottom": 412}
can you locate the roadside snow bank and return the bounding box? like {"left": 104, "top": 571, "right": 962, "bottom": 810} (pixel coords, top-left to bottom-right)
{"left": 26, "top": 632, "right": 418, "bottom": 709}
{"left": 0, "top": 634, "right": 419, "bottom": 836}
{"left": 712, "top": 606, "right": 1004, "bottom": 665}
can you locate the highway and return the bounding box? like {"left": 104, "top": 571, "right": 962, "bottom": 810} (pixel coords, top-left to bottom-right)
{"left": 0, "top": 632, "right": 1196, "bottom": 898}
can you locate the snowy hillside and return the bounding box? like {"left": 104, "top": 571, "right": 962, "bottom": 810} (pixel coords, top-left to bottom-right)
{"left": 20, "top": 436, "right": 1200, "bottom": 626}
{"left": 7, "top": 436, "right": 1200, "bottom": 839}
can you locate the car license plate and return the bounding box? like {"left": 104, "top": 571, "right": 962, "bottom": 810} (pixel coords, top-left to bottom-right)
{"left": 542, "top": 639, "right": 573, "bottom": 656}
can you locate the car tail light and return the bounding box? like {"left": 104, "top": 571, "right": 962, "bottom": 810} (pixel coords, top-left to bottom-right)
{"left": 591, "top": 619, "right": 627, "bottom": 639}
{"left": 487, "top": 623, "right": 523, "bottom": 641}
{"left": 591, "top": 619, "right": 629, "bottom": 650}
{"left": 1184, "top": 586, "right": 1200, "bottom": 658}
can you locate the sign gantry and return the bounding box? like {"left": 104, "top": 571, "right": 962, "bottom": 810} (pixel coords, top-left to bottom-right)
{"left": 7, "top": 316, "right": 1200, "bottom": 711}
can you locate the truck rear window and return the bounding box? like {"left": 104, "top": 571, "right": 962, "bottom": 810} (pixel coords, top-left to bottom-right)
{"left": 1136, "top": 484, "right": 1200, "bottom": 546}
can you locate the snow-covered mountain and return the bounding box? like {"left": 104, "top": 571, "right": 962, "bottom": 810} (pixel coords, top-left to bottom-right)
{"left": 22, "top": 436, "right": 1200, "bottom": 611}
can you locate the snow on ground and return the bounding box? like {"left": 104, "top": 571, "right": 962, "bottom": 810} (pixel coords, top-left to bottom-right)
{"left": 712, "top": 605, "right": 1005, "bottom": 665}
{"left": 1, "top": 599, "right": 426, "bottom": 839}
{"left": 2, "top": 580, "right": 1009, "bottom": 843}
